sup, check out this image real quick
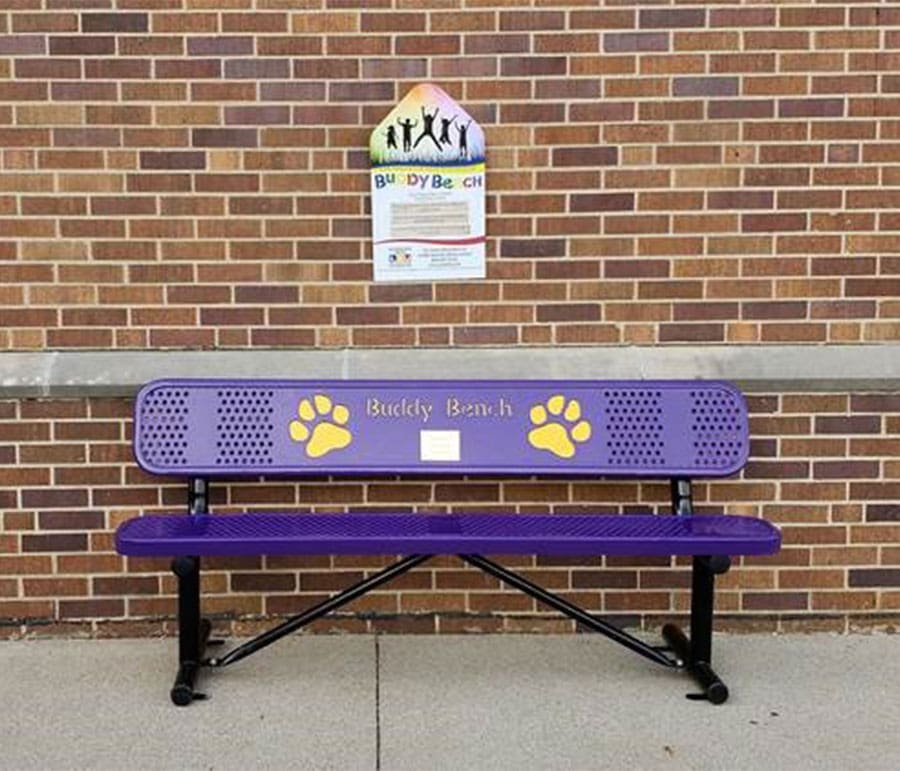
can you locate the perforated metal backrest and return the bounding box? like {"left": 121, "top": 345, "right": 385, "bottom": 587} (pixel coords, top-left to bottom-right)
{"left": 134, "top": 379, "right": 749, "bottom": 478}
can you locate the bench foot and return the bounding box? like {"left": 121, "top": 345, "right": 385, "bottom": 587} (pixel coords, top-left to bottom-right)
{"left": 170, "top": 615, "right": 214, "bottom": 706}
{"left": 659, "top": 553, "right": 730, "bottom": 704}
{"left": 170, "top": 555, "right": 215, "bottom": 706}
{"left": 661, "top": 623, "right": 729, "bottom": 704}
{"left": 171, "top": 663, "right": 208, "bottom": 706}
{"left": 169, "top": 616, "right": 214, "bottom": 706}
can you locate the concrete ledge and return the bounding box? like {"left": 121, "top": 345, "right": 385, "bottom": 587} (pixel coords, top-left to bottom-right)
{"left": 1, "top": 345, "right": 899, "bottom": 398}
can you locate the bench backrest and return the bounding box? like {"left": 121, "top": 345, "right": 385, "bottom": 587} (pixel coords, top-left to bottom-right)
{"left": 134, "top": 379, "right": 748, "bottom": 478}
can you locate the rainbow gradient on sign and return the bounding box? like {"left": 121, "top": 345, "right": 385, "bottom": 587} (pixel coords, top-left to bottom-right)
{"left": 370, "top": 83, "right": 485, "bottom": 167}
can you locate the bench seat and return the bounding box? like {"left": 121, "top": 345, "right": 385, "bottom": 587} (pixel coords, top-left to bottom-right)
{"left": 117, "top": 512, "right": 780, "bottom": 557}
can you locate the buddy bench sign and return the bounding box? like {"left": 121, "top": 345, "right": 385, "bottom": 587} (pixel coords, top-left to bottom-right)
{"left": 282, "top": 383, "right": 594, "bottom": 472}
{"left": 370, "top": 83, "right": 486, "bottom": 282}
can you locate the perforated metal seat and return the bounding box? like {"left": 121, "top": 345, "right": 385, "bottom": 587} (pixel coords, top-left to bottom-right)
{"left": 117, "top": 512, "right": 780, "bottom": 557}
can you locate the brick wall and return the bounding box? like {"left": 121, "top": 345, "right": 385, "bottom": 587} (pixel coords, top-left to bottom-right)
{"left": 1, "top": 393, "right": 898, "bottom": 636}
{"left": 1, "top": 2, "right": 898, "bottom": 348}
{"left": 1, "top": 2, "right": 899, "bottom": 635}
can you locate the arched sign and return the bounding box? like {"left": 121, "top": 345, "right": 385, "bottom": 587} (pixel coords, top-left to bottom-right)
{"left": 370, "top": 83, "right": 486, "bottom": 282}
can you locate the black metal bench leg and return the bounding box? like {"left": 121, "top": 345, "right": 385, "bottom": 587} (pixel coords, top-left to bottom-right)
{"left": 171, "top": 555, "right": 211, "bottom": 706}
{"left": 662, "top": 555, "right": 730, "bottom": 704}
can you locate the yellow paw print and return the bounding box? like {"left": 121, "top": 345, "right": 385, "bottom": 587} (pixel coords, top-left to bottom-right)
{"left": 289, "top": 394, "right": 352, "bottom": 459}
{"left": 527, "top": 395, "right": 592, "bottom": 459}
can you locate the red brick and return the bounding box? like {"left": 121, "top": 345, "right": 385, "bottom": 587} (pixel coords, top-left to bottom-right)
{"left": 232, "top": 573, "right": 296, "bottom": 592}
{"left": 502, "top": 103, "right": 565, "bottom": 124}
{"left": 604, "top": 33, "right": 669, "bottom": 53}
{"left": 49, "top": 36, "right": 114, "bottom": 55}
{"left": 93, "top": 577, "right": 159, "bottom": 596}
{"left": 501, "top": 58, "right": 566, "bottom": 77}
{"left": 711, "top": 9, "right": 774, "bottom": 28}
{"left": 465, "top": 34, "right": 528, "bottom": 55}
{"left": 38, "top": 511, "right": 104, "bottom": 530}
{"left": 187, "top": 36, "right": 253, "bottom": 56}
{"left": 16, "top": 58, "right": 82, "bottom": 79}
{"left": 448, "top": 326, "right": 515, "bottom": 346}
{"left": 0, "top": 601, "right": 54, "bottom": 620}
{"left": 659, "top": 324, "right": 724, "bottom": 342}
{"left": 552, "top": 147, "right": 617, "bottom": 167}
{"left": 22, "top": 532, "right": 87, "bottom": 552}
{"left": 82, "top": 13, "right": 147, "bottom": 32}
{"left": 59, "top": 600, "right": 124, "bottom": 619}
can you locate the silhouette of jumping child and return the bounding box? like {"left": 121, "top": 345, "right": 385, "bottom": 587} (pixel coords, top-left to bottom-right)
{"left": 414, "top": 106, "right": 443, "bottom": 152}
{"left": 385, "top": 125, "right": 398, "bottom": 151}
{"left": 396, "top": 116, "right": 418, "bottom": 153}
{"left": 457, "top": 119, "right": 473, "bottom": 159}
{"left": 439, "top": 114, "right": 457, "bottom": 146}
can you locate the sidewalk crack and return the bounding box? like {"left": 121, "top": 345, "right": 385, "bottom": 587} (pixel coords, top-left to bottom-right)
{"left": 375, "top": 634, "right": 382, "bottom": 771}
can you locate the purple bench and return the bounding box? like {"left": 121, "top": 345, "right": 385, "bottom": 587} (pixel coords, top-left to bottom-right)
{"left": 116, "top": 379, "right": 780, "bottom": 706}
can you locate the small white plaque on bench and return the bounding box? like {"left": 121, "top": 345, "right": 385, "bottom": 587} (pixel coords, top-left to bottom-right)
{"left": 420, "top": 430, "right": 460, "bottom": 462}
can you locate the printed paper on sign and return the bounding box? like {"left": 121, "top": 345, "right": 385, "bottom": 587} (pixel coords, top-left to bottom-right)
{"left": 370, "top": 83, "right": 486, "bottom": 282}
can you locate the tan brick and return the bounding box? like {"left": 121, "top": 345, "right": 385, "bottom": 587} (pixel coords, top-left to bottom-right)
{"left": 812, "top": 592, "right": 877, "bottom": 612}
{"left": 290, "top": 11, "right": 357, "bottom": 33}
{"left": 674, "top": 168, "right": 740, "bottom": 188}
{"left": 779, "top": 570, "right": 846, "bottom": 590}
{"left": 16, "top": 105, "right": 84, "bottom": 126}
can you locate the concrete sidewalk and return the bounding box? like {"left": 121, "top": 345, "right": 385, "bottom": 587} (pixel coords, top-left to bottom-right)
{"left": 1, "top": 633, "right": 897, "bottom": 770}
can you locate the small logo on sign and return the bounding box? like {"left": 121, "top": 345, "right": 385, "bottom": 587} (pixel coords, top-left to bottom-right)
{"left": 388, "top": 248, "right": 412, "bottom": 266}
{"left": 289, "top": 394, "right": 352, "bottom": 459}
